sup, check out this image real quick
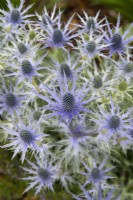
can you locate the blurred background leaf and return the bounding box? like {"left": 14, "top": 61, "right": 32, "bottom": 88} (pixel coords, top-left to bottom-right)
{"left": 90, "top": 0, "right": 133, "bottom": 21}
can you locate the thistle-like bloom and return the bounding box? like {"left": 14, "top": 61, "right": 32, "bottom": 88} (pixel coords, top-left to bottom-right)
{"left": 5, "top": 32, "right": 40, "bottom": 59}
{"left": 38, "top": 76, "right": 96, "bottom": 123}
{"left": 22, "top": 156, "right": 58, "bottom": 194}
{"left": 93, "top": 98, "right": 133, "bottom": 141}
{"left": 7, "top": 54, "right": 46, "bottom": 83}
{"left": 1, "top": 116, "right": 45, "bottom": 163}
{"left": 103, "top": 14, "right": 133, "bottom": 56}
{"left": 81, "top": 59, "right": 115, "bottom": 97}
{"left": 41, "top": 14, "right": 78, "bottom": 49}
{"left": 47, "top": 52, "right": 82, "bottom": 83}
{"left": 76, "top": 29, "right": 109, "bottom": 60}
{"left": 0, "top": 0, "right": 33, "bottom": 28}
{"left": 77, "top": 10, "right": 105, "bottom": 33}
{"left": 36, "top": 4, "right": 63, "bottom": 29}
{"left": 81, "top": 158, "right": 114, "bottom": 186}
{"left": 116, "top": 53, "right": 133, "bottom": 82}
{"left": 0, "top": 79, "right": 24, "bottom": 116}
{"left": 72, "top": 185, "right": 119, "bottom": 200}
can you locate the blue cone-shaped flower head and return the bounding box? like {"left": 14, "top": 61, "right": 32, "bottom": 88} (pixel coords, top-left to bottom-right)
{"left": 76, "top": 29, "right": 109, "bottom": 60}
{"left": 38, "top": 76, "right": 97, "bottom": 123}
{"left": 7, "top": 54, "right": 47, "bottom": 83}
{"left": 116, "top": 53, "right": 133, "bottom": 82}
{"left": 60, "top": 63, "right": 73, "bottom": 79}
{"left": 48, "top": 52, "right": 82, "bottom": 83}
{"left": 81, "top": 157, "right": 115, "bottom": 187}
{"left": 80, "top": 59, "right": 115, "bottom": 98}
{"left": 6, "top": 32, "right": 41, "bottom": 59}
{"left": 77, "top": 10, "right": 105, "bottom": 33}
{"left": 1, "top": 116, "right": 45, "bottom": 163}
{"left": 22, "top": 155, "right": 58, "bottom": 194}
{"left": 0, "top": 79, "right": 24, "bottom": 117}
{"left": 40, "top": 14, "right": 79, "bottom": 49}
{"left": 103, "top": 14, "right": 133, "bottom": 56}
{"left": 93, "top": 98, "right": 133, "bottom": 141}
{"left": 0, "top": 0, "right": 33, "bottom": 27}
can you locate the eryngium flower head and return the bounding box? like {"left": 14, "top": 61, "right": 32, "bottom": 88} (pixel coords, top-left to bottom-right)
{"left": 40, "top": 14, "right": 78, "bottom": 49}
{"left": 0, "top": 0, "right": 33, "bottom": 27}
{"left": 93, "top": 98, "right": 133, "bottom": 141}
{"left": 77, "top": 10, "right": 105, "bottom": 33}
{"left": 7, "top": 54, "right": 46, "bottom": 82}
{"left": 6, "top": 32, "right": 40, "bottom": 59}
{"left": 0, "top": 79, "right": 24, "bottom": 116}
{"left": 82, "top": 158, "right": 115, "bottom": 186}
{"left": 47, "top": 52, "right": 82, "bottom": 83}
{"left": 81, "top": 59, "right": 115, "bottom": 97}
{"left": 38, "top": 76, "right": 96, "bottom": 123}
{"left": 103, "top": 14, "right": 133, "bottom": 56}
{"left": 22, "top": 156, "right": 58, "bottom": 194}
{"left": 36, "top": 5, "right": 63, "bottom": 29}
{"left": 60, "top": 64, "right": 72, "bottom": 78}
{"left": 2, "top": 117, "right": 45, "bottom": 163}
{"left": 76, "top": 29, "right": 109, "bottom": 60}
{"left": 116, "top": 53, "right": 133, "bottom": 82}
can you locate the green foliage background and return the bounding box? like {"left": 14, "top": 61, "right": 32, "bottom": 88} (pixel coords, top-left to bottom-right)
{"left": 91, "top": 0, "right": 133, "bottom": 21}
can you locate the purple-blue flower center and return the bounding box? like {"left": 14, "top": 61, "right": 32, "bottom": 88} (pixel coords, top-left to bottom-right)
{"left": 93, "top": 76, "right": 103, "bottom": 89}
{"left": 38, "top": 168, "right": 50, "bottom": 180}
{"left": 86, "top": 41, "right": 96, "bottom": 53}
{"left": 111, "top": 33, "right": 123, "bottom": 50}
{"left": 53, "top": 29, "right": 63, "bottom": 44}
{"left": 60, "top": 64, "right": 72, "bottom": 78}
{"left": 108, "top": 115, "right": 120, "bottom": 129}
{"left": 10, "top": 9, "right": 20, "bottom": 23}
{"left": 86, "top": 17, "right": 95, "bottom": 31}
{"left": 91, "top": 168, "right": 101, "bottom": 180}
{"left": 62, "top": 93, "right": 75, "bottom": 112}
{"left": 17, "top": 43, "right": 27, "bottom": 54}
{"left": 21, "top": 60, "right": 33, "bottom": 75}
{"left": 20, "top": 130, "right": 34, "bottom": 144}
{"left": 5, "top": 93, "right": 17, "bottom": 107}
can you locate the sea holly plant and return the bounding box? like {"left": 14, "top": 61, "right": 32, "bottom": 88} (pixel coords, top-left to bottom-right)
{"left": 0, "top": 1, "right": 133, "bottom": 199}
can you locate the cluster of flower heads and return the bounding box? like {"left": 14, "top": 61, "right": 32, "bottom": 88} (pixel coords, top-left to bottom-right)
{"left": 0, "top": 0, "right": 133, "bottom": 199}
